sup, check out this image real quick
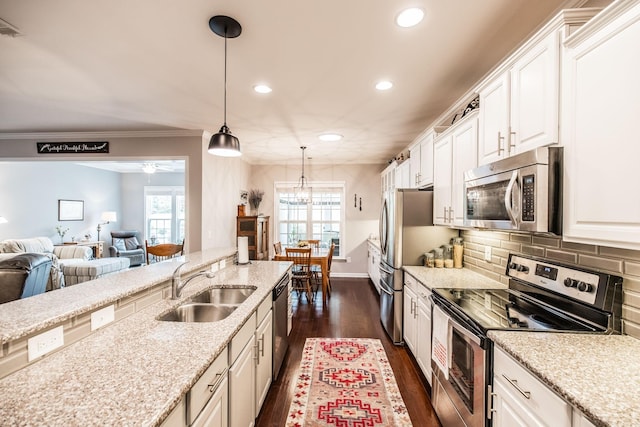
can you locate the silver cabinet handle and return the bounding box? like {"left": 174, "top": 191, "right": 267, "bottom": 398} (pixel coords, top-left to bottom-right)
{"left": 253, "top": 343, "right": 259, "bottom": 362}
{"left": 259, "top": 334, "right": 265, "bottom": 358}
{"left": 487, "top": 384, "right": 497, "bottom": 419}
{"left": 497, "top": 131, "right": 505, "bottom": 155}
{"left": 448, "top": 207, "right": 454, "bottom": 223}
{"left": 509, "top": 127, "right": 516, "bottom": 154}
{"left": 207, "top": 369, "right": 227, "bottom": 393}
{"left": 443, "top": 206, "right": 447, "bottom": 221}
{"left": 502, "top": 374, "right": 531, "bottom": 399}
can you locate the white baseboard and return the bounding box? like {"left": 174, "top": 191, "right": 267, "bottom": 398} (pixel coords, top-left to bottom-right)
{"left": 332, "top": 272, "right": 369, "bottom": 279}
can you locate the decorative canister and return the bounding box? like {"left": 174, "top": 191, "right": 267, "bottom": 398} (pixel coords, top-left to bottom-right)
{"left": 434, "top": 248, "right": 444, "bottom": 268}
{"left": 443, "top": 244, "right": 454, "bottom": 268}
{"left": 453, "top": 237, "right": 464, "bottom": 268}
{"left": 424, "top": 251, "right": 435, "bottom": 268}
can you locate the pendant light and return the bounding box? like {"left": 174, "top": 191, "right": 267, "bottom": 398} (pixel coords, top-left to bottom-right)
{"left": 208, "top": 15, "right": 242, "bottom": 157}
{"left": 295, "top": 146, "right": 311, "bottom": 204}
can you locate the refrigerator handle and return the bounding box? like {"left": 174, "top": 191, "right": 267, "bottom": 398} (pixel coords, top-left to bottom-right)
{"left": 379, "top": 264, "right": 394, "bottom": 275}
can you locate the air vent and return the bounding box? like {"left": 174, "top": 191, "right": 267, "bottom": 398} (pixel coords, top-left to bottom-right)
{"left": 0, "top": 18, "right": 22, "bottom": 37}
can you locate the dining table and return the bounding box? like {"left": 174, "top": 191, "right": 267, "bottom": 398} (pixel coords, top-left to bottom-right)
{"left": 273, "top": 247, "right": 331, "bottom": 303}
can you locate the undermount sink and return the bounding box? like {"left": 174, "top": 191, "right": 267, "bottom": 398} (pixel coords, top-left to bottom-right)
{"left": 158, "top": 303, "right": 238, "bottom": 323}
{"left": 188, "top": 286, "right": 256, "bottom": 305}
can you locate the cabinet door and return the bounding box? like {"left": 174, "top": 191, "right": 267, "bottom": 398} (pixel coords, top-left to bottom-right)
{"left": 492, "top": 379, "right": 539, "bottom": 427}
{"left": 229, "top": 339, "right": 256, "bottom": 427}
{"left": 433, "top": 134, "right": 453, "bottom": 225}
{"left": 418, "top": 134, "right": 434, "bottom": 187}
{"left": 255, "top": 310, "right": 273, "bottom": 412}
{"left": 409, "top": 143, "right": 421, "bottom": 189}
{"left": 478, "top": 72, "right": 510, "bottom": 165}
{"left": 192, "top": 376, "right": 228, "bottom": 427}
{"left": 510, "top": 30, "right": 559, "bottom": 153}
{"left": 451, "top": 115, "right": 478, "bottom": 226}
{"left": 416, "top": 293, "right": 432, "bottom": 385}
{"left": 402, "top": 284, "right": 417, "bottom": 353}
{"left": 561, "top": 1, "right": 640, "bottom": 250}
{"left": 395, "top": 161, "right": 411, "bottom": 189}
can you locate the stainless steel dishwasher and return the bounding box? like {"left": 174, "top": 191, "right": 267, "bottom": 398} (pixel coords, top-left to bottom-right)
{"left": 272, "top": 273, "right": 289, "bottom": 380}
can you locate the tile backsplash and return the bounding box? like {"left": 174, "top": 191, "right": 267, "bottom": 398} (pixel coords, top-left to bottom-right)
{"left": 461, "top": 229, "right": 640, "bottom": 340}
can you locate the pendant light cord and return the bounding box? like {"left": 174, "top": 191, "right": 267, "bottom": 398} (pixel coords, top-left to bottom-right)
{"left": 223, "top": 28, "right": 228, "bottom": 127}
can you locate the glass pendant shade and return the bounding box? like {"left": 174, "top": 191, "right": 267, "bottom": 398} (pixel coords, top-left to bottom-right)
{"left": 208, "top": 124, "right": 241, "bottom": 157}
{"left": 295, "top": 146, "right": 311, "bottom": 204}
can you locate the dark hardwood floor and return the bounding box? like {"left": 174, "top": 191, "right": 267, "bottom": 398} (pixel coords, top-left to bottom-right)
{"left": 256, "top": 277, "right": 442, "bottom": 426}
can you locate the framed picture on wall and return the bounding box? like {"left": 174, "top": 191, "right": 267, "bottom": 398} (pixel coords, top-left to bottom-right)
{"left": 58, "top": 199, "right": 84, "bottom": 221}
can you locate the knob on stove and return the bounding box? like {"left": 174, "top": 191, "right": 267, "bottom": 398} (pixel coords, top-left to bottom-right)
{"left": 509, "top": 262, "right": 518, "bottom": 270}
{"left": 564, "top": 278, "right": 577, "bottom": 288}
{"left": 577, "top": 282, "right": 593, "bottom": 293}
{"left": 516, "top": 265, "right": 529, "bottom": 273}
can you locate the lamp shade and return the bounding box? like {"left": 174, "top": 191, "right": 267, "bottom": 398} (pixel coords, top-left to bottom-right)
{"left": 208, "top": 125, "right": 242, "bottom": 157}
{"left": 100, "top": 211, "right": 117, "bottom": 222}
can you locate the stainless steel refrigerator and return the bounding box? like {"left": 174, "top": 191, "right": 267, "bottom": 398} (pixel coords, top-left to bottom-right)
{"left": 379, "top": 188, "right": 458, "bottom": 344}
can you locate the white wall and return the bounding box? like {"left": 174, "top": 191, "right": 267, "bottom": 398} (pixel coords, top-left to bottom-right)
{"left": 0, "top": 162, "right": 121, "bottom": 242}
{"left": 250, "top": 162, "right": 384, "bottom": 276}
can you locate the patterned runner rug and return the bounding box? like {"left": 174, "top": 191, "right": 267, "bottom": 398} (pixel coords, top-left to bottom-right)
{"left": 286, "top": 338, "right": 413, "bottom": 426}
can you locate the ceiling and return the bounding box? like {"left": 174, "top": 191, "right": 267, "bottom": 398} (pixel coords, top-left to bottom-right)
{"left": 0, "top": 0, "right": 589, "bottom": 165}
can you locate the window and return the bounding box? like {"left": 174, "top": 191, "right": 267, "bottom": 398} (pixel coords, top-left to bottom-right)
{"left": 274, "top": 182, "right": 345, "bottom": 257}
{"left": 144, "top": 186, "right": 185, "bottom": 244}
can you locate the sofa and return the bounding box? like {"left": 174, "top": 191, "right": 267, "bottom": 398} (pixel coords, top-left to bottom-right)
{"left": 0, "top": 237, "right": 130, "bottom": 289}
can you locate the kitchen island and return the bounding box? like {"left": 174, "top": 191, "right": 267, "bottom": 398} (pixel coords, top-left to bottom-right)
{"left": 489, "top": 331, "right": 640, "bottom": 427}
{"left": 0, "top": 250, "right": 291, "bottom": 426}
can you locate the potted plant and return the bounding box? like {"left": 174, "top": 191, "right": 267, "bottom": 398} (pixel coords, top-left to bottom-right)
{"left": 249, "top": 189, "right": 264, "bottom": 216}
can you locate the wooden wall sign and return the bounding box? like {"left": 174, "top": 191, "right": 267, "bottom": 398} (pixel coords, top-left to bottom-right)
{"left": 37, "top": 141, "right": 109, "bottom": 154}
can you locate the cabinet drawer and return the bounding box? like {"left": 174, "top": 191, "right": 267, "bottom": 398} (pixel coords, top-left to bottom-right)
{"left": 493, "top": 346, "right": 570, "bottom": 422}
{"left": 257, "top": 296, "right": 272, "bottom": 325}
{"left": 188, "top": 349, "right": 228, "bottom": 425}
{"left": 230, "top": 312, "right": 256, "bottom": 363}
{"left": 404, "top": 273, "right": 417, "bottom": 290}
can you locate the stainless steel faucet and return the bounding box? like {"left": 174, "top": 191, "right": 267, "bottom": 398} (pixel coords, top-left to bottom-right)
{"left": 171, "top": 262, "right": 215, "bottom": 299}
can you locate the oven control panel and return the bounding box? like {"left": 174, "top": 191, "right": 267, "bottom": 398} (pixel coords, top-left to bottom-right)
{"left": 507, "top": 255, "right": 599, "bottom": 305}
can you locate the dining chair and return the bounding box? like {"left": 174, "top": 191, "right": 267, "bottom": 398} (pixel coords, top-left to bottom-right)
{"left": 273, "top": 241, "right": 282, "bottom": 256}
{"left": 285, "top": 247, "right": 313, "bottom": 302}
{"left": 306, "top": 239, "right": 320, "bottom": 249}
{"left": 145, "top": 239, "right": 185, "bottom": 265}
{"left": 312, "top": 242, "right": 335, "bottom": 297}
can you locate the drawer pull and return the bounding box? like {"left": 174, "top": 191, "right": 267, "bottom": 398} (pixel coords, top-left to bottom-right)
{"left": 207, "top": 369, "right": 227, "bottom": 393}
{"left": 502, "top": 374, "right": 531, "bottom": 399}
{"left": 259, "top": 334, "right": 265, "bottom": 357}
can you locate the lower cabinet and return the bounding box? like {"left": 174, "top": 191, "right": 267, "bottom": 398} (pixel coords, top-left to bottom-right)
{"left": 161, "top": 297, "right": 274, "bottom": 427}
{"left": 367, "top": 242, "right": 381, "bottom": 293}
{"left": 491, "top": 346, "right": 571, "bottom": 427}
{"left": 403, "top": 272, "right": 433, "bottom": 386}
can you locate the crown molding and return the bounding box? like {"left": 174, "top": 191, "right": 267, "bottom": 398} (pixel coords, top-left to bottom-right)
{"left": 0, "top": 130, "right": 203, "bottom": 140}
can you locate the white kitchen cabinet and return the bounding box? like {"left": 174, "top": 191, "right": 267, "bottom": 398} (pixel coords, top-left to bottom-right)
{"left": 572, "top": 410, "right": 597, "bottom": 427}
{"left": 160, "top": 397, "right": 186, "bottom": 427}
{"left": 561, "top": 0, "right": 640, "bottom": 251}
{"left": 403, "top": 273, "right": 433, "bottom": 385}
{"left": 229, "top": 313, "right": 257, "bottom": 427}
{"left": 255, "top": 309, "right": 273, "bottom": 412}
{"left": 433, "top": 112, "right": 478, "bottom": 226}
{"left": 477, "top": 9, "right": 599, "bottom": 166}
{"left": 192, "top": 375, "right": 228, "bottom": 427}
{"left": 491, "top": 346, "right": 571, "bottom": 427}
{"left": 403, "top": 275, "right": 418, "bottom": 353}
{"left": 415, "top": 289, "right": 432, "bottom": 386}
{"left": 367, "top": 241, "right": 381, "bottom": 294}
{"left": 381, "top": 161, "right": 397, "bottom": 194}
{"left": 395, "top": 160, "right": 411, "bottom": 189}
{"left": 189, "top": 348, "right": 228, "bottom": 426}
{"left": 409, "top": 130, "right": 435, "bottom": 188}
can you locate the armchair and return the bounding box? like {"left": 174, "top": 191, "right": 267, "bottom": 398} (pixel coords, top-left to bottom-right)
{"left": 109, "top": 231, "right": 145, "bottom": 267}
{"left": 0, "top": 253, "right": 52, "bottom": 303}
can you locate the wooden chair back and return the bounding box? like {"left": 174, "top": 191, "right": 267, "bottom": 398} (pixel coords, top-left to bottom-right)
{"left": 327, "top": 242, "right": 335, "bottom": 271}
{"left": 285, "top": 247, "right": 312, "bottom": 277}
{"left": 145, "top": 240, "right": 184, "bottom": 265}
{"left": 306, "top": 239, "right": 320, "bottom": 249}
{"left": 273, "top": 241, "right": 283, "bottom": 255}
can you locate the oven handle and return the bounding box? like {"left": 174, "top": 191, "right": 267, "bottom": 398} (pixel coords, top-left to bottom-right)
{"left": 430, "top": 296, "right": 483, "bottom": 346}
{"left": 505, "top": 170, "right": 520, "bottom": 228}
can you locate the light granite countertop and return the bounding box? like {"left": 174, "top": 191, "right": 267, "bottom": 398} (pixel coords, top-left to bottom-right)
{"left": 489, "top": 331, "right": 640, "bottom": 427}
{"left": 403, "top": 265, "right": 507, "bottom": 290}
{"left": 0, "top": 255, "right": 292, "bottom": 426}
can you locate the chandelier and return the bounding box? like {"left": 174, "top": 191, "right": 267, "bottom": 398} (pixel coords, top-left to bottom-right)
{"left": 295, "top": 146, "right": 311, "bottom": 204}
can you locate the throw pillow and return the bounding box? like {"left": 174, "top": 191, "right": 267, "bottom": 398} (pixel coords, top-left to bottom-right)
{"left": 113, "top": 238, "right": 127, "bottom": 252}
{"left": 124, "top": 237, "right": 139, "bottom": 250}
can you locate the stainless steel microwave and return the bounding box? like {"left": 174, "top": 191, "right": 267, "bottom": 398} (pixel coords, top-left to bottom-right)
{"left": 463, "top": 147, "right": 562, "bottom": 234}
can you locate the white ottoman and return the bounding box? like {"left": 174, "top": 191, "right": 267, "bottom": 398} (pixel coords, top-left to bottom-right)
{"left": 61, "top": 257, "right": 130, "bottom": 286}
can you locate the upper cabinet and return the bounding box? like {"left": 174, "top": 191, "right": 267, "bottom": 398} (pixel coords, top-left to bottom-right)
{"left": 434, "top": 112, "right": 478, "bottom": 227}
{"left": 395, "top": 160, "right": 411, "bottom": 189}
{"left": 408, "top": 130, "right": 435, "bottom": 188}
{"left": 561, "top": 0, "right": 640, "bottom": 250}
{"left": 381, "top": 161, "right": 397, "bottom": 194}
{"left": 477, "top": 9, "right": 600, "bottom": 166}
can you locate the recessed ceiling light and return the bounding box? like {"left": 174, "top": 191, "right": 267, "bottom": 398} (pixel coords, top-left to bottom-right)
{"left": 396, "top": 7, "right": 424, "bottom": 28}
{"left": 254, "top": 84, "right": 272, "bottom": 94}
{"left": 319, "top": 133, "right": 343, "bottom": 142}
{"left": 376, "top": 80, "right": 393, "bottom": 91}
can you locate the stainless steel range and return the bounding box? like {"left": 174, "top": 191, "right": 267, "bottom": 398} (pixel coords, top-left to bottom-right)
{"left": 430, "top": 253, "right": 623, "bottom": 427}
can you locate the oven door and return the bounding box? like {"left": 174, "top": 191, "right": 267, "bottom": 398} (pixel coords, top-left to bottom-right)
{"left": 432, "top": 302, "right": 488, "bottom": 427}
